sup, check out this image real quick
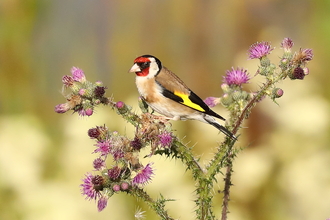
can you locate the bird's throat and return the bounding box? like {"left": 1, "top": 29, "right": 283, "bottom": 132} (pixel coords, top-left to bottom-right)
{"left": 135, "top": 68, "right": 149, "bottom": 77}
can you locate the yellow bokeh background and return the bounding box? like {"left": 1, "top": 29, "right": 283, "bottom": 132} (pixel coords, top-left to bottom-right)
{"left": 0, "top": 1, "right": 329, "bottom": 220}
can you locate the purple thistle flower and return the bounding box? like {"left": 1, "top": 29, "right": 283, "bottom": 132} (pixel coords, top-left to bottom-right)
{"left": 94, "top": 139, "right": 112, "bottom": 156}
{"left": 97, "top": 196, "right": 108, "bottom": 212}
{"left": 248, "top": 42, "right": 274, "bottom": 59}
{"left": 223, "top": 67, "right": 250, "bottom": 86}
{"left": 93, "top": 158, "right": 106, "bottom": 171}
{"left": 158, "top": 132, "right": 173, "bottom": 148}
{"left": 204, "top": 97, "right": 220, "bottom": 108}
{"left": 80, "top": 173, "right": 103, "bottom": 200}
{"left": 111, "top": 148, "right": 125, "bottom": 160}
{"left": 71, "top": 66, "right": 86, "bottom": 83}
{"left": 281, "top": 38, "right": 294, "bottom": 52}
{"left": 108, "top": 166, "right": 122, "bottom": 180}
{"left": 54, "top": 103, "right": 70, "bottom": 113}
{"left": 132, "top": 163, "right": 154, "bottom": 185}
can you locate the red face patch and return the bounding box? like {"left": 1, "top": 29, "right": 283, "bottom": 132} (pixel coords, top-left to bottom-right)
{"left": 133, "top": 56, "right": 151, "bottom": 77}
{"left": 134, "top": 56, "right": 150, "bottom": 63}
{"left": 136, "top": 67, "right": 149, "bottom": 76}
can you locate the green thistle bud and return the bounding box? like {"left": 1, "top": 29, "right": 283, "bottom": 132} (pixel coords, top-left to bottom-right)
{"left": 71, "top": 81, "right": 82, "bottom": 93}
{"left": 221, "top": 93, "right": 233, "bottom": 106}
{"left": 221, "top": 83, "right": 231, "bottom": 93}
{"left": 260, "top": 56, "right": 270, "bottom": 67}
{"left": 241, "top": 91, "right": 249, "bottom": 100}
{"left": 232, "top": 91, "right": 243, "bottom": 101}
{"left": 258, "top": 66, "right": 268, "bottom": 76}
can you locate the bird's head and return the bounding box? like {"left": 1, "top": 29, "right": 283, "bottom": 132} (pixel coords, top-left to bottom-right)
{"left": 129, "top": 55, "right": 162, "bottom": 78}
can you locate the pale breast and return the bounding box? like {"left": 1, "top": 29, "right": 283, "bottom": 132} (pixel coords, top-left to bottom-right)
{"left": 135, "top": 75, "right": 199, "bottom": 120}
{"left": 135, "top": 76, "right": 161, "bottom": 103}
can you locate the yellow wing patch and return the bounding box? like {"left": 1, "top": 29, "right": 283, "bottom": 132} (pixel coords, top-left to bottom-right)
{"left": 174, "top": 91, "right": 205, "bottom": 112}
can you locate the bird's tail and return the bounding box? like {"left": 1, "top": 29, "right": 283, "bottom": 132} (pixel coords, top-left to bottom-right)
{"left": 204, "top": 115, "right": 236, "bottom": 140}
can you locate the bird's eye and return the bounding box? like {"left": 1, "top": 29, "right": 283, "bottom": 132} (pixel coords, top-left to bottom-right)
{"left": 139, "top": 62, "right": 150, "bottom": 69}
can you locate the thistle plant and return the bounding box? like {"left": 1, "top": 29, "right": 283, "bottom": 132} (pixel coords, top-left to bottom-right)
{"left": 55, "top": 38, "right": 313, "bottom": 220}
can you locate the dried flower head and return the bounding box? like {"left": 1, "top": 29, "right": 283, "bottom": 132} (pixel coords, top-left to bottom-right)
{"left": 62, "top": 75, "right": 74, "bottom": 87}
{"left": 293, "top": 48, "right": 314, "bottom": 65}
{"left": 248, "top": 42, "right": 274, "bottom": 59}
{"left": 67, "top": 94, "right": 82, "bottom": 108}
{"left": 130, "top": 136, "right": 142, "bottom": 150}
{"left": 281, "top": 38, "right": 294, "bottom": 52}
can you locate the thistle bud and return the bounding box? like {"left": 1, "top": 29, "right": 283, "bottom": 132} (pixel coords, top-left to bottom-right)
{"left": 271, "top": 88, "right": 284, "bottom": 99}
{"left": 289, "top": 67, "right": 305, "bottom": 80}
{"left": 260, "top": 56, "right": 270, "bottom": 67}
{"left": 116, "top": 101, "right": 129, "bottom": 114}
{"left": 94, "top": 86, "right": 106, "bottom": 98}
{"left": 120, "top": 182, "right": 130, "bottom": 191}
{"left": 220, "top": 93, "right": 233, "bottom": 106}
{"left": 54, "top": 103, "right": 71, "bottom": 113}
{"left": 71, "top": 67, "right": 86, "bottom": 83}
{"left": 113, "top": 184, "right": 121, "bottom": 192}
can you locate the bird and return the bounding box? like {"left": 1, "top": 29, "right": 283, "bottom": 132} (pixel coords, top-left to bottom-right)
{"left": 129, "top": 55, "right": 235, "bottom": 139}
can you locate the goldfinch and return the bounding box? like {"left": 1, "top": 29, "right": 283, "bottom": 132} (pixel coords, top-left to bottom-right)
{"left": 129, "top": 55, "right": 235, "bottom": 139}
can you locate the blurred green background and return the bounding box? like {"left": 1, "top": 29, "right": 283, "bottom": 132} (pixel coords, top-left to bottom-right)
{"left": 1, "top": 0, "right": 329, "bottom": 220}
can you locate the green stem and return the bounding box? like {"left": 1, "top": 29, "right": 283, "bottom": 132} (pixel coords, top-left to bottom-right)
{"left": 173, "top": 139, "right": 204, "bottom": 178}
{"left": 105, "top": 98, "right": 141, "bottom": 127}
{"left": 129, "top": 187, "right": 174, "bottom": 220}
{"left": 220, "top": 76, "right": 284, "bottom": 220}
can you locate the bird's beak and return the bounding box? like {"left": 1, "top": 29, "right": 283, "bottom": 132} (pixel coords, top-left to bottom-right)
{"left": 128, "top": 63, "right": 141, "bottom": 73}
